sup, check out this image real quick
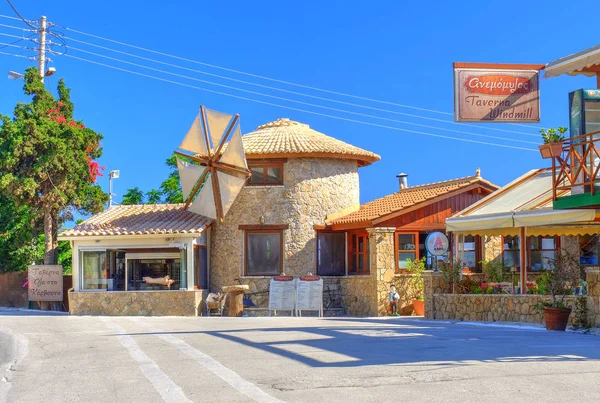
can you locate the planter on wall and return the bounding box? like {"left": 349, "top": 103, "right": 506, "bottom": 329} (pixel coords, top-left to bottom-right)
{"left": 412, "top": 299, "right": 424, "bottom": 316}
{"left": 538, "top": 143, "right": 563, "bottom": 159}
{"left": 543, "top": 306, "right": 571, "bottom": 331}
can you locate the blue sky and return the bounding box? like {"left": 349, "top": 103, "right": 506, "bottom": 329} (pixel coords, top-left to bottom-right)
{"left": 0, "top": 0, "right": 598, "bottom": 220}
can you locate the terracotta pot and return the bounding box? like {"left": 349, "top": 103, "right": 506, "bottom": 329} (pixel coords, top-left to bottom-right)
{"left": 543, "top": 306, "right": 571, "bottom": 331}
{"left": 413, "top": 299, "right": 424, "bottom": 316}
{"left": 538, "top": 143, "right": 563, "bottom": 159}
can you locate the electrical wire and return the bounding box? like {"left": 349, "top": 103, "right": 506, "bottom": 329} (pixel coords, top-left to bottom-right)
{"left": 62, "top": 53, "right": 538, "bottom": 153}
{"left": 66, "top": 45, "right": 538, "bottom": 146}
{"left": 58, "top": 24, "right": 543, "bottom": 131}
{"left": 0, "top": 17, "right": 545, "bottom": 133}
{"left": 5, "top": 0, "right": 36, "bottom": 29}
{"left": 64, "top": 35, "right": 539, "bottom": 138}
{"left": 0, "top": 48, "right": 33, "bottom": 59}
{"left": 0, "top": 32, "right": 32, "bottom": 50}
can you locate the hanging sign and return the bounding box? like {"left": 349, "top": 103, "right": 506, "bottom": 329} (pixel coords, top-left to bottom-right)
{"left": 453, "top": 63, "right": 542, "bottom": 123}
{"left": 28, "top": 265, "right": 63, "bottom": 301}
{"left": 425, "top": 232, "right": 449, "bottom": 256}
{"left": 268, "top": 276, "right": 296, "bottom": 313}
{"left": 296, "top": 275, "right": 323, "bottom": 316}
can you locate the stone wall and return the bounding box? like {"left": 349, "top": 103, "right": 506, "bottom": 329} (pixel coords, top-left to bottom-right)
{"left": 483, "top": 235, "right": 502, "bottom": 262}
{"left": 390, "top": 274, "right": 421, "bottom": 315}
{"left": 430, "top": 294, "right": 600, "bottom": 327}
{"left": 69, "top": 290, "right": 207, "bottom": 316}
{"left": 210, "top": 157, "right": 359, "bottom": 305}
{"left": 340, "top": 276, "right": 376, "bottom": 316}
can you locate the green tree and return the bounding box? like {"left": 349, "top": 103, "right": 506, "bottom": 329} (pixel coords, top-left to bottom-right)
{"left": 0, "top": 195, "right": 43, "bottom": 272}
{"left": 121, "top": 187, "right": 145, "bottom": 205}
{"left": 146, "top": 189, "right": 162, "bottom": 204}
{"left": 160, "top": 155, "right": 183, "bottom": 203}
{"left": 0, "top": 67, "right": 108, "bottom": 265}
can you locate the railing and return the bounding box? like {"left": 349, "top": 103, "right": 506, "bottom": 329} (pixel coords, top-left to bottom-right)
{"left": 552, "top": 130, "right": 600, "bottom": 202}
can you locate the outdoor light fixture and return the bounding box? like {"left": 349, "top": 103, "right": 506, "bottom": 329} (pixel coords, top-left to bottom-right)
{"left": 44, "top": 67, "right": 56, "bottom": 77}
{"left": 7, "top": 71, "right": 24, "bottom": 80}
{"left": 108, "top": 170, "right": 120, "bottom": 208}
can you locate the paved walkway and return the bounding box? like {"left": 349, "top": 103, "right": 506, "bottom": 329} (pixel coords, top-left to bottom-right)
{"left": 2, "top": 310, "right": 600, "bottom": 402}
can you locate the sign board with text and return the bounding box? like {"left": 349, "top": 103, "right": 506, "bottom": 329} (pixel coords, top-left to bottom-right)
{"left": 268, "top": 277, "right": 296, "bottom": 313}
{"left": 28, "top": 265, "right": 63, "bottom": 301}
{"left": 295, "top": 277, "right": 323, "bottom": 316}
{"left": 454, "top": 63, "right": 542, "bottom": 123}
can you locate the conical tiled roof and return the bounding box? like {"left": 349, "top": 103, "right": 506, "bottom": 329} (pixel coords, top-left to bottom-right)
{"left": 241, "top": 118, "right": 380, "bottom": 166}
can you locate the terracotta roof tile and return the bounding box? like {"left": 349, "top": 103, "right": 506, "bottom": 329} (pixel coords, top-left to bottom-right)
{"left": 241, "top": 118, "right": 380, "bottom": 166}
{"left": 59, "top": 204, "right": 211, "bottom": 237}
{"left": 328, "top": 175, "right": 498, "bottom": 225}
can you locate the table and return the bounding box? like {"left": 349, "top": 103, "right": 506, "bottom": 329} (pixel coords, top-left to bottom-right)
{"left": 222, "top": 285, "right": 249, "bottom": 317}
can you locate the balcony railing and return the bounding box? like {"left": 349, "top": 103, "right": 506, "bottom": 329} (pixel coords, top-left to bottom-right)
{"left": 552, "top": 130, "right": 600, "bottom": 205}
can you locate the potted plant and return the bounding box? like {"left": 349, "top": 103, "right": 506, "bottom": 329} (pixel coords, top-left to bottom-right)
{"left": 540, "top": 251, "right": 581, "bottom": 331}
{"left": 406, "top": 257, "right": 426, "bottom": 315}
{"left": 538, "top": 127, "right": 567, "bottom": 159}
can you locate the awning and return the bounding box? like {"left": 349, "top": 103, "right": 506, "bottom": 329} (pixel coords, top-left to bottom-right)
{"left": 527, "top": 225, "right": 600, "bottom": 237}
{"left": 545, "top": 44, "right": 600, "bottom": 78}
{"left": 513, "top": 209, "right": 596, "bottom": 227}
{"left": 446, "top": 212, "right": 514, "bottom": 232}
{"left": 446, "top": 208, "right": 598, "bottom": 236}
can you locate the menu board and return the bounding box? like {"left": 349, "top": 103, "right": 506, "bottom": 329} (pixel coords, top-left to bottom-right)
{"left": 295, "top": 278, "right": 323, "bottom": 314}
{"left": 268, "top": 278, "right": 296, "bottom": 312}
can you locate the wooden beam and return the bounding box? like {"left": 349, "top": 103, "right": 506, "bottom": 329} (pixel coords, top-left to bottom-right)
{"left": 238, "top": 224, "right": 289, "bottom": 230}
{"left": 210, "top": 166, "right": 224, "bottom": 223}
{"left": 184, "top": 165, "right": 210, "bottom": 209}
{"left": 200, "top": 105, "right": 212, "bottom": 159}
{"left": 174, "top": 150, "right": 210, "bottom": 165}
{"left": 213, "top": 161, "right": 251, "bottom": 178}
{"left": 520, "top": 227, "right": 527, "bottom": 294}
{"left": 453, "top": 62, "right": 545, "bottom": 70}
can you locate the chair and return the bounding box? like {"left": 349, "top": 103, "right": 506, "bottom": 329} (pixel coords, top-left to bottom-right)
{"left": 206, "top": 293, "right": 226, "bottom": 316}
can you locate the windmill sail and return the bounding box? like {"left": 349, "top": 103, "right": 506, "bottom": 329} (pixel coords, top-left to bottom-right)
{"left": 179, "top": 115, "right": 209, "bottom": 157}
{"left": 176, "top": 106, "right": 251, "bottom": 222}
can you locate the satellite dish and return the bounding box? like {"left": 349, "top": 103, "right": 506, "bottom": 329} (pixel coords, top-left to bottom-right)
{"left": 175, "top": 106, "right": 251, "bottom": 222}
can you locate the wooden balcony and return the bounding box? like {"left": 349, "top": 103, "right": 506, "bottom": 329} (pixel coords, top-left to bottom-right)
{"left": 552, "top": 130, "right": 600, "bottom": 209}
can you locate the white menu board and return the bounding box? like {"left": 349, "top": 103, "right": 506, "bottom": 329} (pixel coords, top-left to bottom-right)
{"left": 295, "top": 278, "right": 323, "bottom": 315}
{"left": 268, "top": 278, "right": 296, "bottom": 313}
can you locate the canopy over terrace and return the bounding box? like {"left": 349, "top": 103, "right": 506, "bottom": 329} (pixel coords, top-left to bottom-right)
{"left": 545, "top": 44, "right": 600, "bottom": 88}
{"left": 446, "top": 169, "right": 600, "bottom": 293}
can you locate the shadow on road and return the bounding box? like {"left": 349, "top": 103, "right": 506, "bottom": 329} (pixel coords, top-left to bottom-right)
{"left": 117, "top": 317, "right": 600, "bottom": 368}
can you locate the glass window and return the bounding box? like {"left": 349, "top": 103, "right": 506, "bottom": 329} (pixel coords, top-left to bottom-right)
{"left": 502, "top": 236, "right": 521, "bottom": 268}
{"left": 246, "top": 231, "right": 282, "bottom": 275}
{"left": 348, "top": 232, "right": 369, "bottom": 275}
{"left": 580, "top": 234, "right": 599, "bottom": 266}
{"left": 247, "top": 161, "right": 284, "bottom": 186}
{"left": 458, "top": 235, "right": 479, "bottom": 270}
{"left": 396, "top": 233, "right": 418, "bottom": 271}
{"left": 127, "top": 258, "right": 181, "bottom": 290}
{"left": 317, "top": 232, "right": 345, "bottom": 276}
{"left": 530, "top": 236, "right": 556, "bottom": 271}
{"left": 81, "top": 250, "right": 107, "bottom": 290}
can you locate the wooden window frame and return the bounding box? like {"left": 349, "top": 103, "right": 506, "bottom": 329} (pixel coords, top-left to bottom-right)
{"left": 247, "top": 159, "right": 285, "bottom": 186}
{"left": 244, "top": 229, "right": 284, "bottom": 276}
{"left": 457, "top": 235, "right": 482, "bottom": 272}
{"left": 395, "top": 231, "right": 419, "bottom": 273}
{"left": 348, "top": 231, "right": 369, "bottom": 275}
{"left": 315, "top": 230, "right": 346, "bottom": 276}
{"left": 501, "top": 235, "right": 560, "bottom": 270}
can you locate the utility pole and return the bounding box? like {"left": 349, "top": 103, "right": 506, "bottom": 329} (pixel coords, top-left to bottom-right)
{"left": 37, "top": 15, "right": 47, "bottom": 81}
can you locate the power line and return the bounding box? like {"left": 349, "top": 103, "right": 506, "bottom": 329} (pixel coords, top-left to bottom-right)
{"left": 63, "top": 35, "right": 539, "bottom": 138}
{"left": 0, "top": 48, "right": 34, "bottom": 59}
{"left": 65, "top": 45, "right": 538, "bottom": 146}
{"left": 58, "top": 24, "right": 543, "bottom": 132}
{"left": 0, "top": 32, "right": 32, "bottom": 50}
{"left": 62, "top": 53, "right": 537, "bottom": 153}
{"left": 4, "top": 0, "right": 36, "bottom": 29}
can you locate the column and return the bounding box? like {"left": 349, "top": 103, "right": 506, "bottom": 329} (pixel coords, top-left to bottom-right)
{"left": 519, "top": 227, "right": 527, "bottom": 294}
{"left": 422, "top": 270, "right": 445, "bottom": 319}
{"left": 367, "top": 227, "right": 397, "bottom": 316}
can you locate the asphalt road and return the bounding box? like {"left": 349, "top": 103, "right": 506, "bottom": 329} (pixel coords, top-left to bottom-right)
{"left": 2, "top": 309, "right": 600, "bottom": 403}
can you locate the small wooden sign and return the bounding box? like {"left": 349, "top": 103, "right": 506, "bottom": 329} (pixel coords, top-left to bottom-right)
{"left": 28, "top": 265, "right": 63, "bottom": 302}
{"left": 453, "top": 63, "right": 542, "bottom": 123}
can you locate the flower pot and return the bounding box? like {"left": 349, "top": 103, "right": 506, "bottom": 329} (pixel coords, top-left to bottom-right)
{"left": 538, "top": 143, "right": 563, "bottom": 159}
{"left": 543, "top": 306, "right": 571, "bottom": 331}
{"left": 412, "top": 299, "right": 424, "bottom": 316}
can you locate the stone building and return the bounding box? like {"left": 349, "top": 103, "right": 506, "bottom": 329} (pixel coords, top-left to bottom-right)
{"left": 59, "top": 116, "right": 498, "bottom": 317}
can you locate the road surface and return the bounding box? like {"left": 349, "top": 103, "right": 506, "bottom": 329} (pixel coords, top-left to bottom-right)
{"left": 2, "top": 309, "right": 600, "bottom": 403}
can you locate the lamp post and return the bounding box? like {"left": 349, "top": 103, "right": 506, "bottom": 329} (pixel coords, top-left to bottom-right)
{"left": 109, "top": 170, "right": 120, "bottom": 208}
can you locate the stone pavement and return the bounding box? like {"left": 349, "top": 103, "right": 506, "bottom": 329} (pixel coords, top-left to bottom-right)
{"left": 2, "top": 310, "right": 600, "bottom": 403}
